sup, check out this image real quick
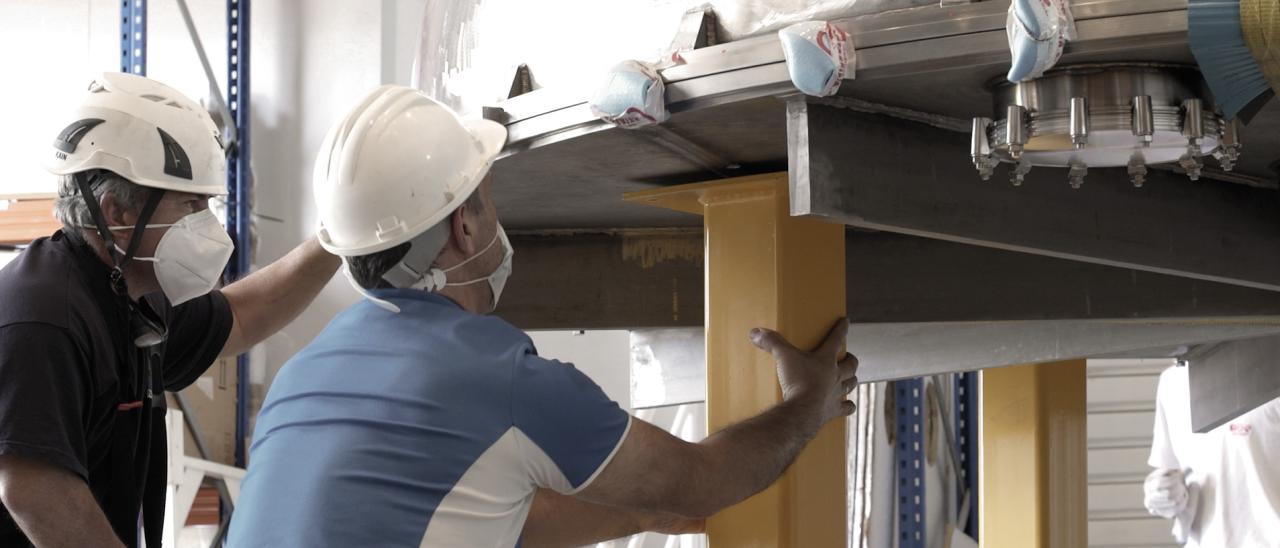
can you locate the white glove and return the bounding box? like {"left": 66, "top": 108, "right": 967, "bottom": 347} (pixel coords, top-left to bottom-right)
{"left": 1171, "top": 479, "right": 1200, "bottom": 544}
{"left": 1144, "top": 468, "right": 1188, "bottom": 519}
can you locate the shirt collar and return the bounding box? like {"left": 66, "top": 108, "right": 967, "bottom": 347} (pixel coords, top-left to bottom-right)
{"left": 368, "top": 288, "right": 463, "bottom": 310}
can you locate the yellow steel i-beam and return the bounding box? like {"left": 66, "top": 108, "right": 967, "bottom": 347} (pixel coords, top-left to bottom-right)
{"left": 627, "top": 173, "right": 847, "bottom": 547}
{"left": 979, "top": 360, "right": 1087, "bottom": 548}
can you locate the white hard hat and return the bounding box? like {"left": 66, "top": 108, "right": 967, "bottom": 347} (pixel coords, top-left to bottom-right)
{"left": 46, "top": 72, "right": 227, "bottom": 196}
{"left": 313, "top": 85, "right": 507, "bottom": 256}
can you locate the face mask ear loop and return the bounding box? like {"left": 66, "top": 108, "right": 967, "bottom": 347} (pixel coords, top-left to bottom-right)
{"left": 121, "top": 188, "right": 166, "bottom": 265}
{"left": 439, "top": 223, "right": 505, "bottom": 288}
{"left": 438, "top": 228, "right": 501, "bottom": 276}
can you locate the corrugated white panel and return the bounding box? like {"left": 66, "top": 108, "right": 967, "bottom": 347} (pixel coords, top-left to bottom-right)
{"left": 1089, "top": 517, "right": 1179, "bottom": 547}
{"left": 1087, "top": 359, "right": 1178, "bottom": 548}
{"left": 1088, "top": 376, "right": 1161, "bottom": 412}
{"left": 1089, "top": 482, "right": 1148, "bottom": 514}
{"left": 1089, "top": 447, "right": 1157, "bottom": 481}
{"left": 1088, "top": 411, "right": 1156, "bottom": 448}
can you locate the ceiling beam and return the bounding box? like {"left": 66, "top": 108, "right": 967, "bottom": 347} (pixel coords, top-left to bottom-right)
{"left": 787, "top": 100, "right": 1280, "bottom": 292}
{"left": 499, "top": 230, "right": 1280, "bottom": 330}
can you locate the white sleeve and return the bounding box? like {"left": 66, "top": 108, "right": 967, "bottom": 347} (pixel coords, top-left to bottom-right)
{"left": 1148, "top": 369, "right": 1182, "bottom": 470}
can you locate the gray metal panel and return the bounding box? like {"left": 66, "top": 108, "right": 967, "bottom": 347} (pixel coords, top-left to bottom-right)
{"left": 628, "top": 319, "right": 1280, "bottom": 386}
{"left": 843, "top": 233, "right": 1280, "bottom": 323}
{"left": 848, "top": 320, "right": 1280, "bottom": 382}
{"left": 1187, "top": 335, "right": 1280, "bottom": 432}
{"left": 498, "top": 230, "right": 1280, "bottom": 330}
{"left": 789, "top": 100, "right": 1280, "bottom": 292}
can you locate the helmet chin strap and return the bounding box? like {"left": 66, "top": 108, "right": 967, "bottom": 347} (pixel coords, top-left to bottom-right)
{"left": 74, "top": 172, "right": 165, "bottom": 296}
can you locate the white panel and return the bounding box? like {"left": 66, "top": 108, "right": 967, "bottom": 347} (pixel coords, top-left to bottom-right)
{"left": 1087, "top": 359, "right": 1170, "bottom": 548}
{"left": 1088, "top": 482, "right": 1147, "bottom": 515}
{"left": 527, "top": 330, "right": 632, "bottom": 410}
{"left": 1088, "top": 517, "right": 1178, "bottom": 547}
{"left": 1087, "top": 376, "right": 1161, "bottom": 410}
{"left": 1088, "top": 359, "right": 1178, "bottom": 378}
{"left": 1089, "top": 447, "right": 1155, "bottom": 480}
{"left": 1089, "top": 411, "right": 1157, "bottom": 446}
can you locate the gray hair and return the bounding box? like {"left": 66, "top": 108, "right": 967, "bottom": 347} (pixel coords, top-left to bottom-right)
{"left": 346, "top": 189, "right": 487, "bottom": 290}
{"left": 53, "top": 170, "right": 151, "bottom": 244}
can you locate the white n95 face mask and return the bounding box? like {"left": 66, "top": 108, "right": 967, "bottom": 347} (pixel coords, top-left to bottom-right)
{"left": 106, "top": 209, "right": 235, "bottom": 305}
{"left": 440, "top": 223, "right": 513, "bottom": 313}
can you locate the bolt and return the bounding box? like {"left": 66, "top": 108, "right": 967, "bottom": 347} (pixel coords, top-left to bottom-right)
{"left": 1068, "top": 163, "right": 1087, "bottom": 189}
{"left": 1214, "top": 150, "right": 1236, "bottom": 172}
{"left": 1010, "top": 159, "right": 1032, "bottom": 187}
{"left": 1179, "top": 150, "right": 1203, "bottom": 182}
{"left": 1128, "top": 154, "right": 1147, "bottom": 188}
{"left": 973, "top": 155, "right": 999, "bottom": 181}
{"left": 1009, "top": 143, "right": 1024, "bottom": 162}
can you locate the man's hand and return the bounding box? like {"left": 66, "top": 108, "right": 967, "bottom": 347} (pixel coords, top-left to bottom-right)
{"left": 1144, "top": 468, "right": 1189, "bottom": 519}
{"left": 749, "top": 318, "right": 859, "bottom": 425}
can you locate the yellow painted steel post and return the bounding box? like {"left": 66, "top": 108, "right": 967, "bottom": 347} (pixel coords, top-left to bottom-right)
{"left": 979, "top": 360, "right": 1087, "bottom": 548}
{"left": 627, "top": 173, "right": 847, "bottom": 547}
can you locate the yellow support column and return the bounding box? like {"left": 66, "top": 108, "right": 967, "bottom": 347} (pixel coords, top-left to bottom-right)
{"left": 627, "top": 173, "right": 847, "bottom": 547}
{"left": 979, "top": 360, "right": 1087, "bottom": 548}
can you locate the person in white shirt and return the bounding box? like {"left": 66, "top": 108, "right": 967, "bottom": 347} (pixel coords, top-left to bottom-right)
{"left": 1145, "top": 363, "right": 1280, "bottom": 546}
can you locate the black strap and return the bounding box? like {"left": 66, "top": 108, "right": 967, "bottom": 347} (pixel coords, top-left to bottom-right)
{"left": 122, "top": 189, "right": 165, "bottom": 264}
{"left": 140, "top": 348, "right": 167, "bottom": 548}
{"left": 74, "top": 173, "right": 166, "bottom": 296}
{"left": 75, "top": 173, "right": 119, "bottom": 265}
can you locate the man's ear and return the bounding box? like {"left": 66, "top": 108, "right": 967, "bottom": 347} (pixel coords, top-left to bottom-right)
{"left": 450, "top": 205, "right": 476, "bottom": 256}
{"left": 99, "top": 191, "right": 134, "bottom": 228}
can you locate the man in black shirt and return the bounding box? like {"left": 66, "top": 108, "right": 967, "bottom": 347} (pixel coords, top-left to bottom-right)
{"left": 0, "top": 73, "right": 340, "bottom": 547}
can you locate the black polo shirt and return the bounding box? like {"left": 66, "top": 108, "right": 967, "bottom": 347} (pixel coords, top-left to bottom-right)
{"left": 0, "top": 231, "right": 233, "bottom": 547}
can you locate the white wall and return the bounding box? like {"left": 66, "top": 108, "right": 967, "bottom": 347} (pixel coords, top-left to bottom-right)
{"left": 0, "top": 0, "right": 434, "bottom": 391}
{"left": 0, "top": 1, "right": 112, "bottom": 196}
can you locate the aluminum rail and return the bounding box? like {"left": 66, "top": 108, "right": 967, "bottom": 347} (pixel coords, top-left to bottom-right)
{"left": 489, "top": 0, "right": 1190, "bottom": 155}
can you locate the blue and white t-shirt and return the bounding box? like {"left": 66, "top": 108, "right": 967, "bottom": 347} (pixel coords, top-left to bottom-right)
{"left": 227, "top": 289, "right": 632, "bottom": 547}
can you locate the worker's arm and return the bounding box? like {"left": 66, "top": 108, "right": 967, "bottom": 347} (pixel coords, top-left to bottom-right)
{"left": 520, "top": 488, "right": 703, "bottom": 548}
{"left": 576, "top": 319, "right": 857, "bottom": 518}
{"left": 219, "top": 237, "right": 340, "bottom": 358}
{"left": 0, "top": 455, "right": 123, "bottom": 548}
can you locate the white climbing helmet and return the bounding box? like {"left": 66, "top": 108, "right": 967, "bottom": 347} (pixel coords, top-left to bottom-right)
{"left": 45, "top": 72, "right": 227, "bottom": 196}
{"left": 312, "top": 85, "right": 507, "bottom": 257}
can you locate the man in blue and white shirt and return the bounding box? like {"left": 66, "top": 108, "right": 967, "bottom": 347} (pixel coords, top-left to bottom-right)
{"left": 227, "top": 86, "right": 859, "bottom": 547}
